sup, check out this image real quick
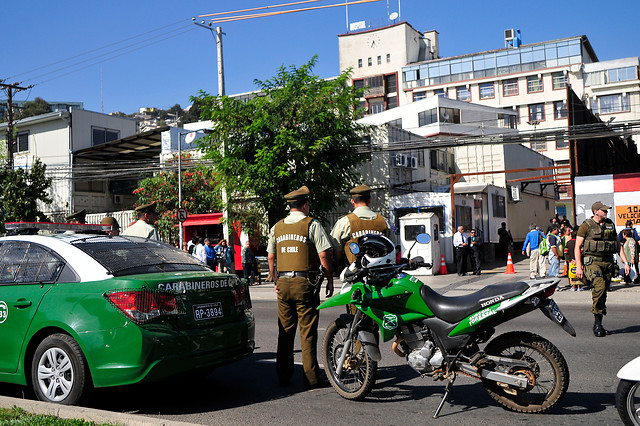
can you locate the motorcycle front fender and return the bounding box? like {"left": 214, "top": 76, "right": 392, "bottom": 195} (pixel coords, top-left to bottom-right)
{"left": 617, "top": 355, "right": 640, "bottom": 380}
{"left": 333, "top": 313, "right": 382, "bottom": 362}
{"left": 318, "top": 289, "right": 355, "bottom": 310}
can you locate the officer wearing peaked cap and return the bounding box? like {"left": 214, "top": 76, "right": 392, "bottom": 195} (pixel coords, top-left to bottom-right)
{"left": 575, "top": 201, "right": 630, "bottom": 337}
{"left": 330, "top": 184, "right": 392, "bottom": 266}
{"left": 267, "top": 185, "right": 334, "bottom": 390}
{"left": 66, "top": 209, "right": 87, "bottom": 224}
{"left": 121, "top": 202, "right": 160, "bottom": 240}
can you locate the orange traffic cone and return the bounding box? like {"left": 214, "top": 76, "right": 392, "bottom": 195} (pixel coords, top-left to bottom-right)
{"left": 505, "top": 253, "right": 516, "bottom": 274}
{"left": 439, "top": 254, "right": 448, "bottom": 275}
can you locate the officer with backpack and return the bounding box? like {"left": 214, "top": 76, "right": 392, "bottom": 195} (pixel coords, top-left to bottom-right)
{"left": 522, "top": 223, "right": 547, "bottom": 279}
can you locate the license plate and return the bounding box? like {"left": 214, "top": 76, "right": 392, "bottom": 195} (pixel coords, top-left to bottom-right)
{"left": 193, "top": 302, "right": 223, "bottom": 321}
{"left": 548, "top": 299, "right": 565, "bottom": 323}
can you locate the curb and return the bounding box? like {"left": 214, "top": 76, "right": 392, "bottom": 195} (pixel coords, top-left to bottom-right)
{"left": 0, "top": 395, "right": 199, "bottom": 426}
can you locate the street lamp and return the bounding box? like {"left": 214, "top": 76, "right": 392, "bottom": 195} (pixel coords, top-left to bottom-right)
{"left": 192, "top": 18, "right": 225, "bottom": 97}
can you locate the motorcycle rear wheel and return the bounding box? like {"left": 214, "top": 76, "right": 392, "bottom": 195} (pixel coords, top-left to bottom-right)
{"left": 322, "top": 319, "right": 377, "bottom": 400}
{"left": 616, "top": 379, "right": 640, "bottom": 426}
{"left": 481, "top": 331, "right": 569, "bottom": 413}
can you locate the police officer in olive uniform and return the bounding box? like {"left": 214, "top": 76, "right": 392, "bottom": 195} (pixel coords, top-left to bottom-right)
{"left": 575, "top": 201, "right": 630, "bottom": 337}
{"left": 66, "top": 209, "right": 87, "bottom": 224}
{"left": 267, "top": 186, "right": 334, "bottom": 389}
{"left": 330, "top": 184, "right": 391, "bottom": 267}
{"left": 121, "top": 203, "right": 160, "bottom": 241}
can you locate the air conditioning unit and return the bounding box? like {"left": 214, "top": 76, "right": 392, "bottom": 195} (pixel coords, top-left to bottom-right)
{"left": 407, "top": 155, "right": 418, "bottom": 169}
{"left": 394, "top": 154, "right": 407, "bottom": 167}
{"left": 504, "top": 29, "right": 515, "bottom": 41}
{"left": 113, "top": 194, "right": 123, "bottom": 204}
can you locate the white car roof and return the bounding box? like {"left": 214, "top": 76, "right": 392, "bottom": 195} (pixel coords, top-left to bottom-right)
{"left": 0, "top": 234, "right": 113, "bottom": 282}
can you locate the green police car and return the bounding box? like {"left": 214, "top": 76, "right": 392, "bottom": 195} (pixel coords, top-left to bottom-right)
{"left": 0, "top": 231, "right": 255, "bottom": 405}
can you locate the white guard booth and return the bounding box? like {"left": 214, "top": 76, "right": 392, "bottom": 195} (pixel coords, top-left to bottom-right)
{"left": 399, "top": 212, "right": 441, "bottom": 276}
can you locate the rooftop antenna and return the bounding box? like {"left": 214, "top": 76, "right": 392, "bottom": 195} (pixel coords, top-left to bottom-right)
{"left": 100, "top": 67, "right": 103, "bottom": 113}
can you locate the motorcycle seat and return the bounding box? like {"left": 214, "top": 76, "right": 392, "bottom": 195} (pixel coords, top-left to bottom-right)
{"left": 420, "top": 282, "right": 530, "bottom": 324}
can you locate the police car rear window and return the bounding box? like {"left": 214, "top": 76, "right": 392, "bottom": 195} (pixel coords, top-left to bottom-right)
{"left": 71, "top": 236, "right": 210, "bottom": 276}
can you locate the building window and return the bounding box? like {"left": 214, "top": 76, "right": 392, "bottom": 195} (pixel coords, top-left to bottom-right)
{"left": 479, "top": 82, "right": 495, "bottom": 99}
{"left": 554, "top": 100, "right": 567, "bottom": 119}
{"left": 434, "top": 88, "right": 447, "bottom": 98}
{"left": 492, "top": 194, "right": 506, "bottom": 218}
{"left": 385, "top": 74, "right": 397, "bottom": 94}
{"left": 386, "top": 96, "right": 397, "bottom": 109}
{"left": 386, "top": 53, "right": 391, "bottom": 63}
{"left": 440, "top": 107, "right": 461, "bottom": 124}
{"left": 16, "top": 131, "right": 29, "bottom": 152}
{"left": 527, "top": 75, "right": 543, "bottom": 93}
{"left": 75, "top": 180, "right": 105, "bottom": 193}
{"left": 456, "top": 86, "right": 471, "bottom": 102}
{"left": 92, "top": 127, "right": 120, "bottom": 146}
{"left": 556, "top": 137, "right": 569, "bottom": 149}
{"left": 388, "top": 118, "right": 402, "bottom": 128}
{"left": 368, "top": 98, "right": 385, "bottom": 114}
{"left": 377, "top": 56, "right": 382, "bottom": 65}
{"left": 528, "top": 103, "right": 545, "bottom": 122}
{"left": 368, "top": 57, "right": 372, "bottom": 66}
{"left": 503, "top": 78, "right": 518, "bottom": 96}
{"left": 552, "top": 71, "right": 567, "bottom": 90}
{"left": 591, "top": 94, "right": 630, "bottom": 114}
{"left": 607, "top": 66, "right": 637, "bottom": 83}
{"left": 531, "top": 141, "right": 547, "bottom": 151}
{"left": 418, "top": 108, "right": 437, "bottom": 126}
{"left": 358, "top": 59, "right": 362, "bottom": 68}
{"left": 413, "top": 91, "right": 426, "bottom": 101}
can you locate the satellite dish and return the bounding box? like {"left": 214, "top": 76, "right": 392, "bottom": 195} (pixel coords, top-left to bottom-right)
{"left": 389, "top": 12, "right": 398, "bottom": 20}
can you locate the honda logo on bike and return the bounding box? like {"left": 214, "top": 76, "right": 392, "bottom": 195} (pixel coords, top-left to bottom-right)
{"left": 382, "top": 314, "right": 398, "bottom": 330}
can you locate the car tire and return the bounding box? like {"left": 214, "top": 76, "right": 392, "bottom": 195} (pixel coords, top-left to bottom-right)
{"left": 31, "top": 333, "right": 92, "bottom": 405}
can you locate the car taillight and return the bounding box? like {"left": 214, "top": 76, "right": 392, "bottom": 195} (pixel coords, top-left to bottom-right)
{"left": 234, "top": 281, "right": 252, "bottom": 310}
{"left": 105, "top": 290, "right": 178, "bottom": 324}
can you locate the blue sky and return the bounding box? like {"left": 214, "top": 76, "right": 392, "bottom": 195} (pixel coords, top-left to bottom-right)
{"left": 3, "top": 0, "right": 639, "bottom": 115}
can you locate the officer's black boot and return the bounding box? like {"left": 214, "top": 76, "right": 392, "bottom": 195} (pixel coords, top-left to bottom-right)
{"left": 593, "top": 314, "right": 609, "bottom": 337}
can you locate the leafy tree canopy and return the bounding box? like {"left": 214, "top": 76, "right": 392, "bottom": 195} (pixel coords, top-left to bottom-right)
{"left": 0, "top": 159, "right": 52, "bottom": 232}
{"left": 132, "top": 160, "right": 222, "bottom": 241}
{"left": 193, "top": 55, "right": 366, "bottom": 227}
{"left": 15, "top": 97, "right": 51, "bottom": 120}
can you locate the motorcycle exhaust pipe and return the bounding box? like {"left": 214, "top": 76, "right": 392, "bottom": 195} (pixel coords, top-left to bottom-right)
{"left": 392, "top": 338, "right": 406, "bottom": 357}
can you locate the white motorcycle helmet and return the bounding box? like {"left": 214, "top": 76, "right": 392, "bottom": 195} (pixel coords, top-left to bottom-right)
{"left": 358, "top": 234, "right": 396, "bottom": 268}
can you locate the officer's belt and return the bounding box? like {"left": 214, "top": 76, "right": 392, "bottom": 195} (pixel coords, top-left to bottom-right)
{"left": 584, "top": 255, "right": 613, "bottom": 263}
{"left": 277, "top": 271, "right": 316, "bottom": 279}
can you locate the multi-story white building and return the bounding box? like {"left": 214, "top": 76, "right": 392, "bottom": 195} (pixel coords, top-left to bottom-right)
{"left": 338, "top": 22, "right": 438, "bottom": 114}
{"left": 340, "top": 24, "right": 640, "bottom": 219}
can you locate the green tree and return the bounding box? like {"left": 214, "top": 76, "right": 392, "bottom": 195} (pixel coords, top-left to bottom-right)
{"left": 0, "top": 159, "right": 53, "bottom": 232}
{"left": 15, "top": 97, "right": 51, "bottom": 120}
{"left": 132, "top": 159, "right": 222, "bottom": 241}
{"left": 194, "top": 55, "right": 366, "bottom": 227}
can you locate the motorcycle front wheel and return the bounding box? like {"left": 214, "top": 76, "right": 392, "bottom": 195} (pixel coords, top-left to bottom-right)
{"left": 616, "top": 379, "right": 640, "bottom": 426}
{"left": 322, "top": 319, "right": 377, "bottom": 400}
{"left": 481, "top": 331, "right": 569, "bottom": 413}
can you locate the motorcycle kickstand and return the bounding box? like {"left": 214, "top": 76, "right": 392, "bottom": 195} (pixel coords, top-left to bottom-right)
{"left": 432, "top": 375, "right": 456, "bottom": 419}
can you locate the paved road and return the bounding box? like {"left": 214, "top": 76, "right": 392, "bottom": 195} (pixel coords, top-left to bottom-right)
{"left": 1, "top": 256, "right": 639, "bottom": 425}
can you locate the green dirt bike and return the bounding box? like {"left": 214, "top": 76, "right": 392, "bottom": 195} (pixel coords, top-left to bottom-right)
{"left": 319, "top": 233, "right": 575, "bottom": 418}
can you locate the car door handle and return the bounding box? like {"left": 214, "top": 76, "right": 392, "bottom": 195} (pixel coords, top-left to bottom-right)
{"left": 13, "top": 299, "right": 32, "bottom": 308}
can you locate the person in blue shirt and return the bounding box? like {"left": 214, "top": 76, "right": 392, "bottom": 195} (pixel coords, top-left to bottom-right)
{"left": 618, "top": 220, "right": 640, "bottom": 243}
{"left": 204, "top": 238, "right": 216, "bottom": 269}
{"left": 522, "top": 223, "right": 546, "bottom": 279}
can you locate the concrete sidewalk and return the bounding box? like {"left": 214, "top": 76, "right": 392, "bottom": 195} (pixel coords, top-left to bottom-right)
{"left": 248, "top": 255, "right": 640, "bottom": 305}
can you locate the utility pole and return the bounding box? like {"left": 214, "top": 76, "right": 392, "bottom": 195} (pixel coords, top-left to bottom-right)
{"left": 192, "top": 18, "right": 233, "bottom": 271}
{"left": 192, "top": 19, "right": 226, "bottom": 96}
{"left": 1, "top": 81, "right": 33, "bottom": 169}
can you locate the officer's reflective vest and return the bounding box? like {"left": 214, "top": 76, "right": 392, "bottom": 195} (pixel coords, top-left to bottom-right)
{"left": 583, "top": 218, "right": 618, "bottom": 258}
{"left": 345, "top": 213, "right": 387, "bottom": 263}
{"left": 274, "top": 216, "right": 319, "bottom": 272}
